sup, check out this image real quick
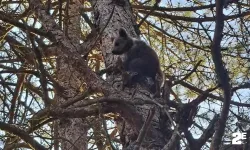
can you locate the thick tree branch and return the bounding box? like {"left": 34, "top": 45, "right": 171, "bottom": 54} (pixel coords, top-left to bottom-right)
{"left": 232, "top": 82, "right": 250, "bottom": 92}
{"left": 162, "top": 129, "right": 180, "bottom": 150}
{"left": 82, "top": 2, "right": 248, "bottom": 13}
{"left": 0, "top": 122, "right": 47, "bottom": 150}
{"left": 199, "top": 114, "right": 219, "bottom": 146}
{"left": 210, "top": 0, "right": 232, "bottom": 149}
{"left": 178, "top": 80, "right": 250, "bottom": 107}
{"left": 137, "top": 9, "right": 250, "bottom": 22}
{"left": 184, "top": 114, "right": 219, "bottom": 149}
{"left": 135, "top": 107, "right": 155, "bottom": 150}
{"left": 5, "top": 143, "right": 30, "bottom": 150}
{"left": 132, "top": 4, "right": 216, "bottom": 12}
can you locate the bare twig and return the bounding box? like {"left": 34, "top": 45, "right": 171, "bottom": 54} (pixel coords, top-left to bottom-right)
{"left": 100, "top": 108, "right": 117, "bottom": 150}
{"left": 138, "top": 2, "right": 160, "bottom": 28}
{"left": 29, "top": 35, "right": 51, "bottom": 106}
{"left": 8, "top": 73, "right": 26, "bottom": 124}
{"left": 173, "top": 60, "right": 202, "bottom": 85}
{"left": 0, "top": 11, "right": 53, "bottom": 40}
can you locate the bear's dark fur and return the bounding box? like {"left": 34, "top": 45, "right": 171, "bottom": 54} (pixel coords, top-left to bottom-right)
{"left": 112, "top": 28, "right": 164, "bottom": 96}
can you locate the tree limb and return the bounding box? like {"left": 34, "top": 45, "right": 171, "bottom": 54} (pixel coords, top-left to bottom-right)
{"left": 210, "top": 0, "right": 232, "bottom": 149}
{"left": 0, "top": 122, "right": 47, "bottom": 150}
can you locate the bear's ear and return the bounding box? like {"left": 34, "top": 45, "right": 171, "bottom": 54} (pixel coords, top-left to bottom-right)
{"left": 119, "top": 28, "right": 128, "bottom": 38}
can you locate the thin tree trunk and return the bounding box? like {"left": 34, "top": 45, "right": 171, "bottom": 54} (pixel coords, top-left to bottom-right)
{"left": 56, "top": 1, "right": 88, "bottom": 149}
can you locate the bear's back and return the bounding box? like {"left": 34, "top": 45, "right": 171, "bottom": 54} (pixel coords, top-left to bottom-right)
{"left": 124, "top": 40, "right": 159, "bottom": 78}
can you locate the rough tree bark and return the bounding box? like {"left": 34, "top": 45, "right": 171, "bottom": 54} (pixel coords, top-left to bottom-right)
{"left": 90, "top": 0, "right": 173, "bottom": 149}
{"left": 56, "top": 1, "right": 88, "bottom": 149}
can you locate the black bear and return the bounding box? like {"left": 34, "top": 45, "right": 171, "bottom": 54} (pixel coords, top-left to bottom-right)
{"left": 112, "top": 28, "right": 164, "bottom": 97}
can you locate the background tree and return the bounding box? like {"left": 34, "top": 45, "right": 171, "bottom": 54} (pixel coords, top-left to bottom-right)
{"left": 0, "top": 0, "right": 250, "bottom": 150}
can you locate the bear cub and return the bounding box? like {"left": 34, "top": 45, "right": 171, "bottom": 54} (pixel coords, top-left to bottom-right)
{"left": 112, "top": 28, "right": 164, "bottom": 97}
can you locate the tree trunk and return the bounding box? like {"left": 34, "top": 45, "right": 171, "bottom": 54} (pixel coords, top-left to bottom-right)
{"left": 56, "top": 1, "right": 88, "bottom": 149}
{"left": 90, "top": 0, "right": 173, "bottom": 149}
